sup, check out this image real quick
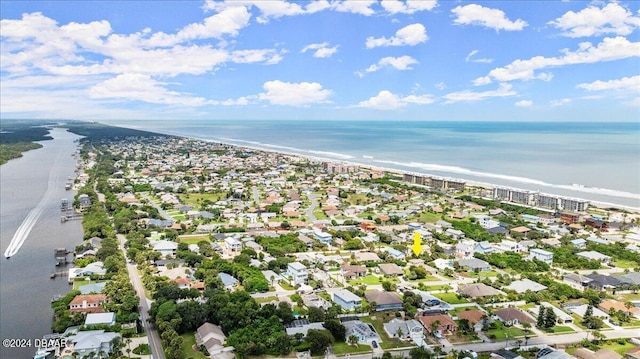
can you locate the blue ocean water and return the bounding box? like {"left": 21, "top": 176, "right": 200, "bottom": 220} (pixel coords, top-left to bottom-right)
{"left": 112, "top": 120, "right": 640, "bottom": 209}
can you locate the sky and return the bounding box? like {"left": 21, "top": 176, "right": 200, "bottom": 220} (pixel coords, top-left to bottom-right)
{"left": 1, "top": 0, "right": 639, "bottom": 122}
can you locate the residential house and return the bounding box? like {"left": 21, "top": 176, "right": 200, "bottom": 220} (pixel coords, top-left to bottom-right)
{"left": 364, "top": 290, "right": 403, "bottom": 311}
{"left": 224, "top": 237, "right": 242, "bottom": 253}
{"left": 528, "top": 248, "right": 553, "bottom": 265}
{"left": 494, "top": 307, "right": 535, "bottom": 326}
{"left": 383, "top": 318, "right": 424, "bottom": 341}
{"left": 564, "top": 303, "right": 609, "bottom": 320}
{"left": 195, "top": 322, "right": 230, "bottom": 356}
{"left": 456, "top": 309, "right": 487, "bottom": 332}
{"left": 378, "top": 263, "right": 404, "bottom": 277}
{"left": 314, "top": 231, "right": 333, "bottom": 245}
{"left": 332, "top": 289, "right": 363, "bottom": 311}
{"left": 354, "top": 252, "right": 381, "bottom": 262}
{"left": 570, "top": 238, "right": 587, "bottom": 249}
{"left": 577, "top": 251, "right": 612, "bottom": 265}
{"left": 530, "top": 303, "right": 573, "bottom": 324}
{"left": 455, "top": 240, "right": 476, "bottom": 258}
{"left": 505, "top": 279, "right": 548, "bottom": 294}
{"left": 384, "top": 247, "right": 406, "bottom": 260}
{"left": 586, "top": 273, "right": 624, "bottom": 291}
{"left": 69, "top": 294, "right": 109, "bottom": 314}
{"left": 599, "top": 300, "right": 640, "bottom": 317}
{"left": 340, "top": 264, "right": 367, "bottom": 280}
{"left": 60, "top": 330, "right": 121, "bottom": 359}
{"left": 68, "top": 261, "right": 107, "bottom": 282}
{"left": 563, "top": 273, "right": 593, "bottom": 291}
{"left": 418, "top": 314, "right": 458, "bottom": 337}
{"left": 495, "top": 240, "right": 522, "bottom": 253}
{"left": 150, "top": 240, "right": 178, "bottom": 257}
{"left": 286, "top": 262, "right": 308, "bottom": 285}
{"left": 342, "top": 319, "right": 381, "bottom": 345}
{"left": 457, "top": 258, "right": 491, "bottom": 272}
{"left": 218, "top": 273, "right": 239, "bottom": 291}
{"left": 492, "top": 350, "right": 525, "bottom": 359}
{"left": 84, "top": 312, "right": 116, "bottom": 327}
{"left": 474, "top": 241, "right": 494, "bottom": 255}
{"left": 541, "top": 238, "right": 562, "bottom": 248}
{"left": 285, "top": 319, "right": 325, "bottom": 337}
{"left": 445, "top": 228, "right": 465, "bottom": 241}
{"left": 458, "top": 283, "right": 503, "bottom": 298}
{"left": 174, "top": 277, "right": 192, "bottom": 290}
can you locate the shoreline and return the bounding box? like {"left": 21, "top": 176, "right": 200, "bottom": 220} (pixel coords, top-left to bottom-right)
{"left": 106, "top": 122, "right": 640, "bottom": 213}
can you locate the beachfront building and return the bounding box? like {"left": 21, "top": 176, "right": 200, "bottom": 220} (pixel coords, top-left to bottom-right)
{"left": 559, "top": 197, "right": 589, "bottom": 212}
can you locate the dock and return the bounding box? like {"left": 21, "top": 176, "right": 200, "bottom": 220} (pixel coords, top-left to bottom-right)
{"left": 60, "top": 214, "right": 82, "bottom": 223}
{"left": 49, "top": 270, "right": 68, "bottom": 279}
{"left": 54, "top": 248, "right": 71, "bottom": 265}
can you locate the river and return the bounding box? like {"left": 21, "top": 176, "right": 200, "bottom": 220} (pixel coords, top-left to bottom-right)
{"left": 0, "top": 127, "right": 84, "bottom": 359}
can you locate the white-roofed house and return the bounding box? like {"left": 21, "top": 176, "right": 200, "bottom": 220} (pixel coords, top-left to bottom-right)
{"left": 332, "top": 289, "right": 363, "bottom": 311}
{"left": 150, "top": 240, "right": 178, "bottom": 257}
{"left": 84, "top": 312, "right": 116, "bottom": 327}
{"left": 286, "top": 262, "right": 308, "bottom": 286}
{"left": 528, "top": 248, "right": 553, "bottom": 265}
{"left": 505, "top": 279, "right": 547, "bottom": 294}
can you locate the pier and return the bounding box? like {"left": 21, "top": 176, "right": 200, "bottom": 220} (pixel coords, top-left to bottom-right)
{"left": 60, "top": 214, "right": 82, "bottom": 223}
{"left": 49, "top": 270, "right": 68, "bottom": 280}
{"left": 54, "top": 248, "right": 71, "bottom": 265}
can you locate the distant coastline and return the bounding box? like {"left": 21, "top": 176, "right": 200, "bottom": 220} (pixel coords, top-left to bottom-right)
{"left": 105, "top": 121, "right": 639, "bottom": 212}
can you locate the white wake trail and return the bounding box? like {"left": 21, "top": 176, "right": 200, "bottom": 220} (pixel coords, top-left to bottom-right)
{"left": 4, "top": 146, "right": 65, "bottom": 258}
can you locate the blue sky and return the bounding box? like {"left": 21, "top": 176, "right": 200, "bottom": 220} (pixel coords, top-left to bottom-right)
{"left": 1, "top": 0, "right": 639, "bottom": 121}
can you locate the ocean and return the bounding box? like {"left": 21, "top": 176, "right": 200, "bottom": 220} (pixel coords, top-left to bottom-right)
{"left": 112, "top": 120, "right": 640, "bottom": 209}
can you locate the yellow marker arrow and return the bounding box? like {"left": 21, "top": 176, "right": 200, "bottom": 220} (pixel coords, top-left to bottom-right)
{"left": 411, "top": 231, "right": 423, "bottom": 256}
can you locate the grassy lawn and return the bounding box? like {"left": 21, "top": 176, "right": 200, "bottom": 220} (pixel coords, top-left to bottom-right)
{"left": 178, "top": 193, "right": 227, "bottom": 207}
{"left": 180, "top": 332, "right": 209, "bottom": 359}
{"left": 433, "top": 292, "right": 469, "bottom": 304}
{"left": 419, "top": 284, "right": 452, "bottom": 291}
{"left": 73, "top": 280, "right": 97, "bottom": 290}
{"left": 254, "top": 296, "right": 279, "bottom": 304}
{"left": 600, "top": 341, "right": 636, "bottom": 355}
{"left": 360, "top": 315, "right": 405, "bottom": 349}
{"left": 419, "top": 212, "right": 442, "bottom": 224}
{"left": 346, "top": 194, "right": 372, "bottom": 206}
{"left": 613, "top": 259, "right": 638, "bottom": 269}
{"left": 406, "top": 274, "right": 441, "bottom": 282}
{"left": 349, "top": 274, "right": 381, "bottom": 286}
{"left": 332, "top": 341, "right": 372, "bottom": 355}
{"left": 549, "top": 325, "right": 574, "bottom": 334}
{"left": 280, "top": 282, "right": 296, "bottom": 290}
{"left": 486, "top": 326, "right": 524, "bottom": 340}
{"left": 167, "top": 210, "right": 186, "bottom": 221}
{"left": 313, "top": 210, "right": 328, "bottom": 220}
{"left": 621, "top": 318, "right": 640, "bottom": 327}
{"left": 357, "top": 212, "right": 376, "bottom": 219}
{"left": 179, "top": 235, "right": 211, "bottom": 244}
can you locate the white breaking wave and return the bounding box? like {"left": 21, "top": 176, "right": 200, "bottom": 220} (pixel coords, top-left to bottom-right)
{"left": 373, "top": 159, "right": 640, "bottom": 201}
{"left": 219, "top": 137, "right": 355, "bottom": 160}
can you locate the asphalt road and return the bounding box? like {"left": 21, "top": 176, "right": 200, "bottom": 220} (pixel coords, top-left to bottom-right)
{"left": 118, "top": 234, "right": 165, "bottom": 359}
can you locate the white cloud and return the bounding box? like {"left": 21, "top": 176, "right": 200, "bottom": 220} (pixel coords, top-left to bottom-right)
{"left": 452, "top": 4, "right": 527, "bottom": 31}
{"left": 380, "top": 0, "right": 438, "bottom": 14}
{"left": 473, "top": 76, "right": 492, "bottom": 86}
{"left": 442, "top": 83, "right": 517, "bottom": 104}
{"left": 357, "top": 90, "right": 435, "bottom": 110}
{"left": 365, "top": 56, "right": 419, "bottom": 73}
{"left": 331, "top": 0, "right": 377, "bottom": 16}
{"left": 300, "top": 42, "right": 339, "bottom": 58}
{"left": 550, "top": 98, "right": 571, "bottom": 107}
{"left": 476, "top": 36, "right": 640, "bottom": 83}
{"left": 146, "top": 6, "right": 251, "bottom": 46}
{"left": 515, "top": 100, "right": 532, "bottom": 107}
{"left": 435, "top": 82, "right": 447, "bottom": 90}
{"left": 465, "top": 49, "right": 494, "bottom": 63}
{"left": 258, "top": 80, "right": 332, "bottom": 106}
{"left": 366, "top": 23, "right": 428, "bottom": 48}
{"left": 577, "top": 75, "right": 640, "bottom": 93}
{"left": 549, "top": 2, "right": 640, "bottom": 38}
{"left": 230, "top": 49, "right": 283, "bottom": 64}
{"left": 89, "top": 73, "right": 208, "bottom": 106}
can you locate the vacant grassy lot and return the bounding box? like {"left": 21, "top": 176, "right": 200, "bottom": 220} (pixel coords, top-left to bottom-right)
{"left": 180, "top": 332, "right": 209, "bottom": 359}
{"left": 178, "top": 192, "right": 227, "bottom": 207}
{"left": 179, "top": 235, "right": 211, "bottom": 244}
{"left": 433, "top": 292, "right": 469, "bottom": 304}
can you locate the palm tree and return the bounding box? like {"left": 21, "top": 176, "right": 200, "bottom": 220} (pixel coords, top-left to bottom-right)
{"left": 348, "top": 334, "right": 358, "bottom": 346}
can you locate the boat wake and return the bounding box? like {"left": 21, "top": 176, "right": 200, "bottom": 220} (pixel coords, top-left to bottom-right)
{"left": 4, "top": 148, "right": 62, "bottom": 258}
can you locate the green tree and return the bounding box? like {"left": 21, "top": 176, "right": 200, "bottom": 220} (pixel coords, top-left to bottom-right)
{"left": 305, "top": 329, "right": 334, "bottom": 355}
